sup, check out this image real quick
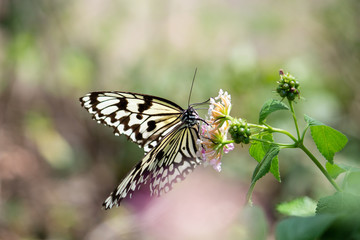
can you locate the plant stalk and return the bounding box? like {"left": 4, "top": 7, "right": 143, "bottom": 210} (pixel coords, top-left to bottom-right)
{"left": 299, "top": 144, "right": 342, "bottom": 192}
{"left": 248, "top": 123, "right": 298, "bottom": 142}
{"left": 250, "top": 138, "right": 296, "bottom": 148}
{"left": 288, "top": 100, "right": 301, "bottom": 140}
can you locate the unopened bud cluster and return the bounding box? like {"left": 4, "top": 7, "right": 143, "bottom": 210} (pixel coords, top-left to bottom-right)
{"left": 229, "top": 118, "right": 251, "bottom": 144}
{"left": 276, "top": 70, "right": 300, "bottom": 101}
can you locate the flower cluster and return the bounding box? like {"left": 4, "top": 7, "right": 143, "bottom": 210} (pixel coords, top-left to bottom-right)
{"left": 198, "top": 89, "right": 234, "bottom": 172}
{"left": 276, "top": 69, "right": 300, "bottom": 101}
{"left": 207, "top": 89, "right": 232, "bottom": 128}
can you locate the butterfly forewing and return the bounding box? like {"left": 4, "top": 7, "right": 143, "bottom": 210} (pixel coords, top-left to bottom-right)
{"left": 80, "top": 92, "right": 184, "bottom": 152}
{"left": 102, "top": 124, "right": 201, "bottom": 209}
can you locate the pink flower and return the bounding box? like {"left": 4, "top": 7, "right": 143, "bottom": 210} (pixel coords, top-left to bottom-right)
{"left": 208, "top": 89, "right": 232, "bottom": 128}
{"left": 198, "top": 90, "right": 234, "bottom": 172}
{"left": 223, "top": 143, "right": 234, "bottom": 153}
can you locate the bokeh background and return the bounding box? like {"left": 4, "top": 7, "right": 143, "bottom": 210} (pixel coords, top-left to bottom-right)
{"left": 0, "top": 0, "right": 359, "bottom": 239}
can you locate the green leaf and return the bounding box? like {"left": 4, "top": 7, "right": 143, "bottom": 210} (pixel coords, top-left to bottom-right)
{"left": 304, "top": 115, "right": 348, "bottom": 164}
{"left": 258, "top": 99, "right": 289, "bottom": 123}
{"left": 333, "top": 165, "right": 360, "bottom": 195}
{"left": 249, "top": 140, "right": 266, "bottom": 163}
{"left": 277, "top": 197, "right": 317, "bottom": 217}
{"left": 325, "top": 162, "right": 346, "bottom": 179}
{"left": 276, "top": 215, "right": 337, "bottom": 240}
{"left": 249, "top": 132, "right": 280, "bottom": 181}
{"left": 247, "top": 145, "right": 280, "bottom": 204}
{"left": 310, "top": 126, "right": 347, "bottom": 163}
{"left": 316, "top": 192, "right": 360, "bottom": 215}
{"left": 336, "top": 164, "right": 360, "bottom": 173}
{"left": 270, "top": 157, "right": 280, "bottom": 182}
{"left": 251, "top": 145, "right": 280, "bottom": 184}
{"left": 315, "top": 192, "right": 360, "bottom": 239}
{"left": 304, "top": 114, "right": 324, "bottom": 126}
{"left": 342, "top": 171, "right": 360, "bottom": 195}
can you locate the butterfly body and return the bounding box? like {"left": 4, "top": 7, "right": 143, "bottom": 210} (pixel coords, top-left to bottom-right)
{"left": 181, "top": 106, "right": 199, "bottom": 127}
{"left": 80, "top": 91, "right": 203, "bottom": 209}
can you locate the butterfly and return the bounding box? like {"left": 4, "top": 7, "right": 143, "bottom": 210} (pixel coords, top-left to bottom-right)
{"left": 79, "top": 90, "right": 206, "bottom": 209}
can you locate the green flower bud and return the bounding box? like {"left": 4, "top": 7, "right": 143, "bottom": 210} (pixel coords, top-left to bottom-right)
{"left": 229, "top": 118, "right": 251, "bottom": 144}
{"left": 239, "top": 127, "right": 245, "bottom": 134}
{"left": 279, "top": 90, "right": 287, "bottom": 97}
{"left": 295, "top": 81, "right": 300, "bottom": 88}
{"left": 287, "top": 92, "right": 295, "bottom": 101}
{"left": 276, "top": 70, "right": 300, "bottom": 101}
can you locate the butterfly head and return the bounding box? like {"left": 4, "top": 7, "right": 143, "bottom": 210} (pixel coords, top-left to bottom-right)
{"left": 181, "top": 106, "right": 200, "bottom": 127}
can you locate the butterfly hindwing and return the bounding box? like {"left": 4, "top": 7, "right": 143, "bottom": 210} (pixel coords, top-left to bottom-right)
{"left": 80, "top": 92, "right": 184, "bottom": 152}
{"left": 149, "top": 124, "right": 201, "bottom": 197}
{"left": 102, "top": 124, "right": 201, "bottom": 209}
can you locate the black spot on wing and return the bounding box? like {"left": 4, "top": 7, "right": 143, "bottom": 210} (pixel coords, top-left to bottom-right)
{"left": 147, "top": 120, "right": 156, "bottom": 132}
{"left": 138, "top": 95, "right": 153, "bottom": 113}
{"left": 136, "top": 132, "right": 143, "bottom": 141}
{"left": 117, "top": 98, "right": 128, "bottom": 110}
{"left": 89, "top": 92, "right": 100, "bottom": 105}
{"left": 136, "top": 114, "right": 143, "bottom": 120}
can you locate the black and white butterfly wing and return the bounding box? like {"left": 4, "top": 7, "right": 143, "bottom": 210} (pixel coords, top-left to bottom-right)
{"left": 80, "top": 92, "right": 184, "bottom": 152}
{"left": 80, "top": 91, "right": 203, "bottom": 209}
{"left": 103, "top": 124, "right": 201, "bottom": 209}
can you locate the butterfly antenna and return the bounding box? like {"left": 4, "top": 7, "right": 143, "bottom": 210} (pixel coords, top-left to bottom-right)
{"left": 188, "top": 68, "right": 197, "bottom": 106}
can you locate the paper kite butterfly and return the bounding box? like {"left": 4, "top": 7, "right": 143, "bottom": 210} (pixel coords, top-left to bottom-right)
{"left": 80, "top": 89, "right": 206, "bottom": 209}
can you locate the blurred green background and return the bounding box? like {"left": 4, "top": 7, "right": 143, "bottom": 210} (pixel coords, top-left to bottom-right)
{"left": 0, "top": 0, "right": 359, "bottom": 239}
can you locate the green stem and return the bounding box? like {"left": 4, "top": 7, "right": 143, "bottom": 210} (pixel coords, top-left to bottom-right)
{"left": 248, "top": 123, "right": 298, "bottom": 142}
{"left": 288, "top": 100, "right": 301, "bottom": 140}
{"left": 272, "top": 127, "right": 298, "bottom": 143}
{"left": 250, "top": 137, "right": 296, "bottom": 148}
{"left": 300, "top": 125, "right": 309, "bottom": 142}
{"left": 299, "top": 144, "right": 342, "bottom": 192}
